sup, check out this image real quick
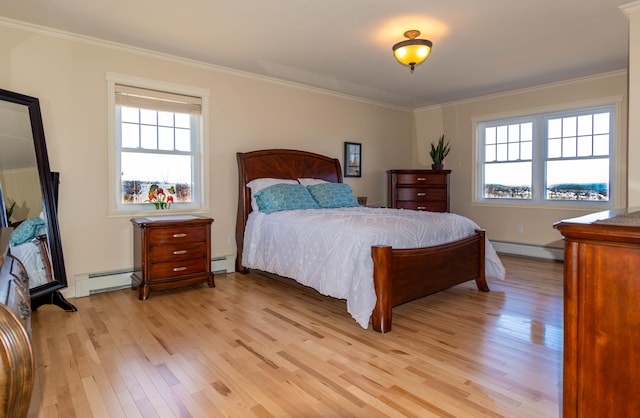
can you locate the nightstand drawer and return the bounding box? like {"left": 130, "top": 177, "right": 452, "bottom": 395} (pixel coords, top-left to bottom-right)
{"left": 150, "top": 242, "right": 207, "bottom": 262}
{"left": 149, "top": 258, "right": 209, "bottom": 281}
{"left": 395, "top": 173, "right": 447, "bottom": 185}
{"left": 149, "top": 226, "right": 205, "bottom": 245}
{"left": 396, "top": 188, "right": 446, "bottom": 201}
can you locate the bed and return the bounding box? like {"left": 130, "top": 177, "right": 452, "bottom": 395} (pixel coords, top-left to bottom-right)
{"left": 235, "top": 149, "right": 505, "bottom": 332}
{"left": 8, "top": 217, "right": 53, "bottom": 288}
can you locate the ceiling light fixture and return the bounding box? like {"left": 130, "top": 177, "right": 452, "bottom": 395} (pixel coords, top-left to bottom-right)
{"left": 392, "top": 30, "right": 433, "bottom": 73}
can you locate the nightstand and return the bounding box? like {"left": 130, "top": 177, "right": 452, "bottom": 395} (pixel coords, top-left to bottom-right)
{"left": 131, "top": 215, "right": 215, "bottom": 300}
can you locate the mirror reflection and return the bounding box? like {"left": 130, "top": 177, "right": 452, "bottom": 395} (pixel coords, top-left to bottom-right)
{"left": 0, "top": 88, "right": 76, "bottom": 312}
{"left": 0, "top": 99, "right": 54, "bottom": 288}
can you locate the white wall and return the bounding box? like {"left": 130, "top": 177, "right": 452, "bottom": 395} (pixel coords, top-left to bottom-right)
{"left": 413, "top": 72, "right": 628, "bottom": 250}
{"left": 623, "top": 1, "right": 640, "bottom": 207}
{"left": 0, "top": 21, "right": 413, "bottom": 291}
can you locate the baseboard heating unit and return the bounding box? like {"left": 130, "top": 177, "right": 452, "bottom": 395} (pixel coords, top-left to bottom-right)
{"left": 491, "top": 240, "right": 564, "bottom": 261}
{"left": 74, "top": 256, "right": 233, "bottom": 297}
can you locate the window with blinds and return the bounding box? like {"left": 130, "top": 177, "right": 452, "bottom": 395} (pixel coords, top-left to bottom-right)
{"left": 108, "top": 76, "right": 208, "bottom": 213}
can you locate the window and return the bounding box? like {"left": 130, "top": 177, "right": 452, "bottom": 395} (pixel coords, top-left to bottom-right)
{"left": 107, "top": 75, "right": 209, "bottom": 214}
{"left": 477, "top": 104, "right": 614, "bottom": 206}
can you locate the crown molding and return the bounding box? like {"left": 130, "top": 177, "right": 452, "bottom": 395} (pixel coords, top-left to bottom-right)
{"left": 0, "top": 16, "right": 410, "bottom": 112}
{"left": 620, "top": 1, "right": 640, "bottom": 16}
{"left": 412, "top": 69, "right": 628, "bottom": 113}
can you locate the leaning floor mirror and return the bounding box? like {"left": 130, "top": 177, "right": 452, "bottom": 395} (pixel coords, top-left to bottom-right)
{"left": 0, "top": 88, "right": 76, "bottom": 312}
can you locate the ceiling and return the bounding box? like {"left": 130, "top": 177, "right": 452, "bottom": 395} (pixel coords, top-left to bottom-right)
{"left": 0, "top": 0, "right": 631, "bottom": 109}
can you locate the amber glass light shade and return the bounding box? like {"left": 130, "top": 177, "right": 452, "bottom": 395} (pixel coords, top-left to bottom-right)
{"left": 392, "top": 30, "right": 433, "bottom": 72}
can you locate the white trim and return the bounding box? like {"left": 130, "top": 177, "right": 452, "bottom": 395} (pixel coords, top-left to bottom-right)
{"left": 471, "top": 96, "right": 625, "bottom": 209}
{"left": 71, "top": 246, "right": 562, "bottom": 297}
{"left": 415, "top": 71, "right": 627, "bottom": 112}
{"left": 470, "top": 94, "right": 624, "bottom": 125}
{"left": 491, "top": 240, "right": 564, "bottom": 261}
{"left": 106, "top": 73, "right": 211, "bottom": 217}
{"left": 74, "top": 256, "right": 232, "bottom": 297}
{"left": 621, "top": 1, "right": 640, "bottom": 16}
{"left": 74, "top": 271, "right": 131, "bottom": 297}
{"left": 0, "top": 16, "right": 408, "bottom": 112}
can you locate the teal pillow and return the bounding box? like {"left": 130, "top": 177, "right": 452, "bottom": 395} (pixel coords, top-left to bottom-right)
{"left": 307, "top": 183, "right": 360, "bottom": 208}
{"left": 254, "top": 183, "right": 320, "bottom": 214}
{"left": 10, "top": 217, "right": 46, "bottom": 246}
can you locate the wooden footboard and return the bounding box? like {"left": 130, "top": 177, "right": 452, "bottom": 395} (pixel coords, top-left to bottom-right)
{"left": 236, "top": 150, "right": 491, "bottom": 333}
{"left": 371, "top": 229, "right": 488, "bottom": 333}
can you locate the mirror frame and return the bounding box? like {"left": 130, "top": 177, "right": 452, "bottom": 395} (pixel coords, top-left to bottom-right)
{"left": 0, "top": 88, "right": 75, "bottom": 311}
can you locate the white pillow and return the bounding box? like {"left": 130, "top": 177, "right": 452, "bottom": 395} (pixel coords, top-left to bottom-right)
{"left": 298, "top": 178, "right": 330, "bottom": 186}
{"left": 247, "top": 178, "right": 298, "bottom": 211}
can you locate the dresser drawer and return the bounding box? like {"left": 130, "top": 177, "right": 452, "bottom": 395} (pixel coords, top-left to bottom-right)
{"left": 396, "top": 201, "right": 448, "bottom": 212}
{"left": 149, "top": 226, "right": 205, "bottom": 245}
{"left": 396, "top": 188, "right": 446, "bottom": 201}
{"left": 150, "top": 241, "right": 207, "bottom": 262}
{"left": 9, "top": 257, "right": 29, "bottom": 294}
{"left": 395, "top": 173, "right": 447, "bottom": 185}
{"left": 6, "top": 281, "right": 31, "bottom": 334}
{"left": 149, "top": 257, "right": 209, "bottom": 281}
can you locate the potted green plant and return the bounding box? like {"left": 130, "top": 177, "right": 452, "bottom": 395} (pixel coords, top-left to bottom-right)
{"left": 429, "top": 134, "right": 450, "bottom": 170}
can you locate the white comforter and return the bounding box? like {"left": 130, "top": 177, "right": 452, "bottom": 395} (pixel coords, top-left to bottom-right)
{"left": 242, "top": 207, "right": 505, "bottom": 329}
{"left": 10, "top": 240, "right": 51, "bottom": 288}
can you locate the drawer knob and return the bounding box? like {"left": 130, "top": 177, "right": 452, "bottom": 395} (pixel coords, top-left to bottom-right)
{"left": 416, "top": 177, "right": 426, "bottom": 181}
{"left": 417, "top": 206, "right": 426, "bottom": 210}
{"left": 417, "top": 192, "right": 426, "bottom": 196}
{"left": 173, "top": 250, "right": 188, "bottom": 255}
{"left": 173, "top": 266, "right": 188, "bottom": 272}
{"left": 19, "top": 301, "right": 31, "bottom": 320}
{"left": 172, "top": 233, "right": 188, "bottom": 238}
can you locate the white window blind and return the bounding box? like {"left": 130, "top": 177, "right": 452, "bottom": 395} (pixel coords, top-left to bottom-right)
{"left": 115, "top": 84, "right": 202, "bottom": 115}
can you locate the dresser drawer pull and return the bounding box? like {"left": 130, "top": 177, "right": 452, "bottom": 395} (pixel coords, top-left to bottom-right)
{"left": 172, "top": 233, "right": 188, "bottom": 238}
{"left": 417, "top": 192, "right": 426, "bottom": 196}
{"left": 417, "top": 206, "right": 427, "bottom": 210}
{"left": 173, "top": 250, "right": 188, "bottom": 255}
{"left": 173, "top": 266, "right": 188, "bottom": 272}
{"left": 19, "top": 301, "right": 31, "bottom": 320}
{"left": 416, "top": 177, "right": 426, "bottom": 181}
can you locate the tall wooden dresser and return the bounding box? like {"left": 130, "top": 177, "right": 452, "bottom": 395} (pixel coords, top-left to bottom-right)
{"left": 0, "top": 227, "right": 34, "bottom": 418}
{"left": 554, "top": 208, "right": 640, "bottom": 417}
{"left": 131, "top": 215, "right": 215, "bottom": 300}
{"left": 387, "top": 169, "right": 450, "bottom": 212}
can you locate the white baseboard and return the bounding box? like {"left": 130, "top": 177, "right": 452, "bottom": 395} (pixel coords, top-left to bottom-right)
{"left": 74, "top": 255, "right": 235, "bottom": 298}
{"left": 72, "top": 244, "right": 561, "bottom": 298}
{"left": 491, "top": 240, "right": 564, "bottom": 261}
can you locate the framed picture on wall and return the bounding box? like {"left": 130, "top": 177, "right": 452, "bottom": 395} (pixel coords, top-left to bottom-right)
{"left": 344, "top": 142, "right": 362, "bottom": 177}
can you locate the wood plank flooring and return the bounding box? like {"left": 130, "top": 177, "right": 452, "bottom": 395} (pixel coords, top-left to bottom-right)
{"left": 27, "top": 255, "right": 563, "bottom": 417}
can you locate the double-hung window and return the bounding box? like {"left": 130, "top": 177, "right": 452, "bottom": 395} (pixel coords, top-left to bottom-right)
{"left": 477, "top": 104, "right": 615, "bottom": 206}
{"left": 108, "top": 75, "right": 209, "bottom": 214}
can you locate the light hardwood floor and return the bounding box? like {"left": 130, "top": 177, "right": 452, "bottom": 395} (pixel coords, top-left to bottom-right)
{"left": 27, "top": 255, "right": 563, "bottom": 417}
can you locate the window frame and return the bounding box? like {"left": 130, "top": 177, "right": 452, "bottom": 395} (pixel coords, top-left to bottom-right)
{"left": 473, "top": 97, "right": 623, "bottom": 209}
{"left": 107, "top": 73, "right": 210, "bottom": 217}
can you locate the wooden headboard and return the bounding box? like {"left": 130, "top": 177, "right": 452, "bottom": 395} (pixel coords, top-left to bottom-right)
{"left": 235, "top": 149, "right": 343, "bottom": 273}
